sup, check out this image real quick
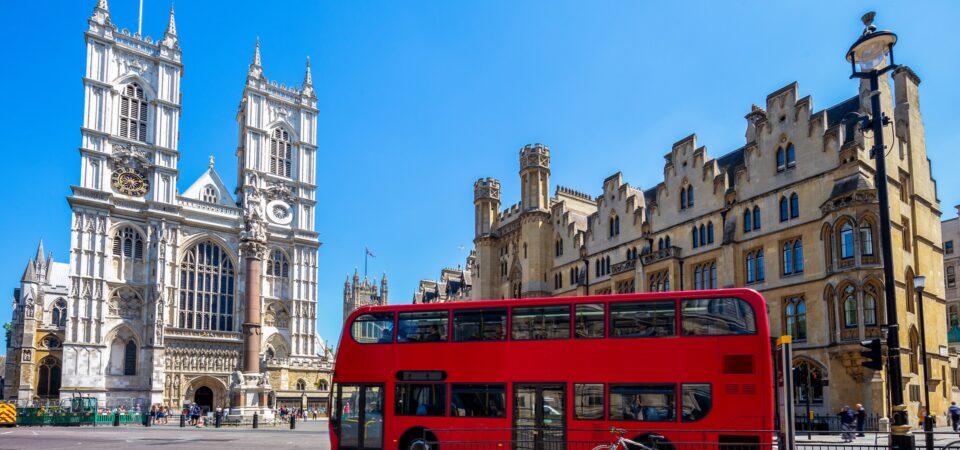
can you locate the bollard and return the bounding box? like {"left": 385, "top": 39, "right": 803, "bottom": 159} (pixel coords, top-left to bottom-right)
{"left": 290, "top": 414, "right": 296, "bottom": 430}
{"left": 215, "top": 411, "right": 222, "bottom": 428}
{"left": 143, "top": 412, "right": 150, "bottom": 427}
{"left": 179, "top": 413, "right": 186, "bottom": 428}
{"left": 113, "top": 411, "right": 120, "bottom": 427}
{"left": 252, "top": 412, "right": 259, "bottom": 429}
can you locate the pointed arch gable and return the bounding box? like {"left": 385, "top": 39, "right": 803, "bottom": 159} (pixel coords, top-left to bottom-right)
{"left": 112, "top": 74, "right": 158, "bottom": 100}
{"left": 264, "top": 119, "right": 300, "bottom": 143}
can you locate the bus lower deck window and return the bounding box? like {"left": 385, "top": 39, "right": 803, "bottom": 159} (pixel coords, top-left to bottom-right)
{"left": 681, "top": 383, "right": 712, "bottom": 422}
{"left": 398, "top": 310, "right": 449, "bottom": 342}
{"left": 395, "top": 383, "right": 446, "bottom": 416}
{"left": 609, "top": 301, "right": 676, "bottom": 338}
{"left": 608, "top": 384, "right": 676, "bottom": 422}
{"left": 449, "top": 384, "right": 506, "bottom": 417}
{"left": 574, "top": 383, "right": 604, "bottom": 420}
{"left": 511, "top": 305, "right": 571, "bottom": 340}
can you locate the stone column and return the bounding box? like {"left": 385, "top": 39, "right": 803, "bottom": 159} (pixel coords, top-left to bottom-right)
{"left": 241, "top": 240, "right": 266, "bottom": 374}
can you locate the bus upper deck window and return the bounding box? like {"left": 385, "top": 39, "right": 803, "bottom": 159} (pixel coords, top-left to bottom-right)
{"left": 453, "top": 309, "right": 507, "bottom": 342}
{"left": 609, "top": 301, "right": 676, "bottom": 338}
{"left": 351, "top": 313, "right": 395, "bottom": 344}
{"left": 398, "top": 310, "right": 449, "bottom": 343}
{"left": 575, "top": 303, "right": 605, "bottom": 339}
{"left": 681, "top": 298, "right": 757, "bottom": 336}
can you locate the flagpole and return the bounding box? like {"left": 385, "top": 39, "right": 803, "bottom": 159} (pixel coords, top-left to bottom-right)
{"left": 137, "top": 0, "right": 144, "bottom": 36}
{"left": 364, "top": 248, "right": 368, "bottom": 279}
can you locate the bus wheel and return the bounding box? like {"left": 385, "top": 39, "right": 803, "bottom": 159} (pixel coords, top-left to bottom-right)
{"left": 400, "top": 428, "right": 438, "bottom": 450}
{"left": 629, "top": 434, "right": 673, "bottom": 450}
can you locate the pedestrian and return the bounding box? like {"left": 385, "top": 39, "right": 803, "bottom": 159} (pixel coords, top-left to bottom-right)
{"left": 150, "top": 404, "right": 157, "bottom": 425}
{"left": 855, "top": 403, "right": 866, "bottom": 437}
{"left": 838, "top": 405, "right": 856, "bottom": 442}
{"left": 949, "top": 402, "right": 960, "bottom": 432}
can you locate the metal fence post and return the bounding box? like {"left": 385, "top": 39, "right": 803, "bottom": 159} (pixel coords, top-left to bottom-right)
{"left": 290, "top": 414, "right": 296, "bottom": 430}
{"left": 179, "top": 413, "right": 186, "bottom": 428}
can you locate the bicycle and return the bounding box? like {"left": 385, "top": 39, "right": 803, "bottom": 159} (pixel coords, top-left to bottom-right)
{"left": 590, "top": 427, "right": 661, "bottom": 450}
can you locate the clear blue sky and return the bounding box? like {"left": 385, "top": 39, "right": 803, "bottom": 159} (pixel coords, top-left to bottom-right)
{"left": 2, "top": 1, "right": 958, "bottom": 347}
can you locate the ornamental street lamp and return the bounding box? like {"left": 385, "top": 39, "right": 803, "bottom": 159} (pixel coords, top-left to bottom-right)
{"left": 914, "top": 275, "right": 934, "bottom": 450}
{"left": 844, "top": 11, "right": 913, "bottom": 450}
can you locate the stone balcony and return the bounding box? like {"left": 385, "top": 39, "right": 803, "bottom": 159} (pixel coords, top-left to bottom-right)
{"left": 641, "top": 246, "right": 681, "bottom": 266}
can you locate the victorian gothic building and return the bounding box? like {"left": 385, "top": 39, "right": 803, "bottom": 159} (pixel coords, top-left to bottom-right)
{"left": 469, "top": 60, "right": 949, "bottom": 417}
{"left": 4, "top": 1, "right": 332, "bottom": 412}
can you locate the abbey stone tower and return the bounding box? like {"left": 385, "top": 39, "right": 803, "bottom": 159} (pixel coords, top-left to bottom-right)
{"left": 3, "top": 1, "right": 332, "bottom": 413}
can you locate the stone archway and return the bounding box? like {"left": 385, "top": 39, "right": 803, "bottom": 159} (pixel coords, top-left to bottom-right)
{"left": 195, "top": 386, "right": 213, "bottom": 413}
{"left": 184, "top": 375, "right": 229, "bottom": 413}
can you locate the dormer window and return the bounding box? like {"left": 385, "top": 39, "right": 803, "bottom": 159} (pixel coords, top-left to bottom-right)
{"left": 119, "top": 83, "right": 148, "bottom": 142}
{"left": 201, "top": 185, "right": 218, "bottom": 203}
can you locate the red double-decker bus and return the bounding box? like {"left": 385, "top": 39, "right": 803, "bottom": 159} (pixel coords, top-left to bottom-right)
{"left": 330, "top": 289, "right": 773, "bottom": 449}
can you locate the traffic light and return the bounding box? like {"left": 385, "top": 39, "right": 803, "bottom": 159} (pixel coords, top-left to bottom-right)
{"left": 860, "top": 338, "right": 883, "bottom": 371}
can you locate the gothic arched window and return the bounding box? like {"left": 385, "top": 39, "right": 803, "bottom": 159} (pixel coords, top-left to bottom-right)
{"left": 296, "top": 379, "right": 307, "bottom": 391}
{"left": 707, "top": 222, "right": 714, "bottom": 244}
{"left": 753, "top": 206, "right": 761, "bottom": 230}
{"left": 786, "top": 144, "right": 796, "bottom": 168}
{"left": 686, "top": 186, "right": 694, "bottom": 208}
{"left": 178, "top": 240, "right": 235, "bottom": 331}
{"left": 52, "top": 299, "right": 67, "bottom": 328}
{"left": 318, "top": 379, "right": 329, "bottom": 391}
{"left": 123, "top": 340, "right": 137, "bottom": 375}
{"left": 269, "top": 128, "right": 293, "bottom": 178}
{"left": 776, "top": 147, "right": 786, "bottom": 172}
{"left": 692, "top": 226, "right": 699, "bottom": 248}
{"left": 680, "top": 187, "right": 687, "bottom": 209}
{"left": 267, "top": 249, "right": 290, "bottom": 278}
{"left": 790, "top": 193, "right": 800, "bottom": 219}
{"left": 119, "top": 83, "right": 148, "bottom": 142}
{"left": 780, "top": 196, "right": 789, "bottom": 222}
{"left": 864, "top": 283, "right": 880, "bottom": 326}
{"left": 743, "top": 209, "right": 752, "bottom": 233}
{"left": 756, "top": 249, "right": 765, "bottom": 281}
{"left": 843, "top": 285, "right": 858, "bottom": 328}
{"left": 699, "top": 225, "right": 706, "bottom": 247}
{"left": 840, "top": 222, "right": 855, "bottom": 259}
{"left": 784, "top": 297, "right": 807, "bottom": 340}
{"left": 860, "top": 221, "right": 875, "bottom": 256}
{"left": 113, "top": 226, "right": 144, "bottom": 260}
{"left": 909, "top": 327, "right": 920, "bottom": 374}
{"left": 201, "top": 185, "right": 218, "bottom": 203}
{"left": 37, "top": 357, "right": 61, "bottom": 398}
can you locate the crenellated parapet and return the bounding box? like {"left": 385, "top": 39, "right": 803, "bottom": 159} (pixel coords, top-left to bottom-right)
{"left": 473, "top": 177, "right": 501, "bottom": 202}
{"left": 519, "top": 143, "right": 550, "bottom": 173}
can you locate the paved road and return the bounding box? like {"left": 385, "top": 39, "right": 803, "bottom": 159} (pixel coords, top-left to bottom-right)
{"left": 0, "top": 420, "right": 331, "bottom": 449}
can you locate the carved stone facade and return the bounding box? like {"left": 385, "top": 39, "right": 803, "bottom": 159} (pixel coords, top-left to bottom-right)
{"left": 464, "top": 51, "right": 950, "bottom": 419}
{"left": 3, "top": 1, "right": 332, "bottom": 411}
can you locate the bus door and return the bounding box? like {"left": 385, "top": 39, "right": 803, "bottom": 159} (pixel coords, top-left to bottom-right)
{"left": 333, "top": 384, "right": 384, "bottom": 450}
{"left": 513, "top": 383, "right": 565, "bottom": 450}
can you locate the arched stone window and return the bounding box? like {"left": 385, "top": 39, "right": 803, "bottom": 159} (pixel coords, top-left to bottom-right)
{"left": 790, "top": 193, "right": 800, "bottom": 219}
{"left": 842, "top": 285, "right": 858, "bottom": 328}
{"left": 860, "top": 221, "right": 875, "bottom": 256}
{"left": 267, "top": 249, "right": 290, "bottom": 278}
{"left": 863, "top": 282, "right": 880, "bottom": 326}
{"left": 776, "top": 147, "right": 786, "bottom": 172}
{"left": 909, "top": 327, "right": 920, "bottom": 374}
{"left": 786, "top": 144, "right": 796, "bottom": 168}
{"left": 699, "top": 225, "right": 706, "bottom": 247}
{"left": 692, "top": 226, "right": 699, "bottom": 248}
{"left": 52, "top": 299, "right": 67, "bottom": 328}
{"left": 707, "top": 222, "right": 714, "bottom": 244}
{"left": 119, "top": 83, "right": 148, "bottom": 142}
{"left": 123, "top": 340, "right": 137, "bottom": 375}
{"left": 37, "top": 356, "right": 61, "bottom": 398}
{"left": 201, "top": 185, "right": 218, "bottom": 203}
{"left": 296, "top": 379, "right": 306, "bottom": 391}
{"left": 318, "top": 379, "right": 329, "bottom": 391}
{"left": 178, "top": 240, "right": 235, "bottom": 331}
{"left": 840, "top": 222, "right": 855, "bottom": 259}
{"left": 793, "top": 360, "right": 824, "bottom": 404}
{"left": 686, "top": 186, "right": 694, "bottom": 207}
{"left": 753, "top": 206, "right": 761, "bottom": 230}
{"left": 784, "top": 297, "right": 807, "bottom": 341}
{"left": 680, "top": 187, "right": 687, "bottom": 209}
{"left": 743, "top": 209, "right": 752, "bottom": 233}
{"left": 780, "top": 196, "right": 789, "bottom": 222}
{"left": 906, "top": 268, "right": 916, "bottom": 313}
{"left": 269, "top": 128, "right": 292, "bottom": 178}
{"left": 113, "top": 226, "right": 144, "bottom": 260}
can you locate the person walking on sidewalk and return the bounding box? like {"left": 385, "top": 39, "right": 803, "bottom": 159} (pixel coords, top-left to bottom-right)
{"left": 838, "top": 405, "right": 856, "bottom": 442}
{"left": 855, "top": 404, "right": 867, "bottom": 437}
{"left": 950, "top": 402, "right": 960, "bottom": 432}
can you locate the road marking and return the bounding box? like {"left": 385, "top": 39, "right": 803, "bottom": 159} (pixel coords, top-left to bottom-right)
{"left": 31, "top": 430, "right": 38, "bottom": 436}
{"left": 0, "top": 431, "right": 12, "bottom": 435}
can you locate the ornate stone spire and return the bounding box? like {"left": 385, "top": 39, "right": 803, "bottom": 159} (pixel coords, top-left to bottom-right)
{"left": 208, "top": 154, "right": 215, "bottom": 169}
{"left": 302, "top": 57, "right": 315, "bottom": 98}
{"left": 90, "top": 0, "right": 111, "bottom": 25}
{"left": 162, "top": 3, "right": 178, "bottom": 48}
{"left": 248, "top": 38, "right": 263, "bottom": 81}
{"left": 35, "top": 240, "right": 45, "bottom": 263}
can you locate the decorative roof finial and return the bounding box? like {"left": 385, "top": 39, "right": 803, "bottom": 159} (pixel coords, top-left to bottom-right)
{"left": 248, "top": 38, "right": 264, "bottom": 81}
{"left": 861, "top": 11, "right": 877, "bottom": 34}
{"left": 304, "top": 56, "right": 313, "bottom": 87}
{"left": 166, "top": 3, "right": 177, "bottom": 36}
{"left": 91, "top": 0, "right": 111, "bottom": 25}
{"left": 208, "top": 154, "right": 215, "bottom": 169}
{"left": 97, "top": 0, "right": 109, "bottom": 11}
{"left": 253, "top": 37, "right": 262, "bottom": 67}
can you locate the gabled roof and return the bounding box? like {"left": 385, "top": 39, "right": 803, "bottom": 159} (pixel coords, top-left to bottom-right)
{"left": 183, "top": 161, "right": 236, "bottom": 207}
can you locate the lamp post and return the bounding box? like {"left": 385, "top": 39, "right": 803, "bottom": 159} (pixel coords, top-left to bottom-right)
{"left": 579, "top": 245, "right": 590, "bottom": 294}
{"left": 914, "top": 275, "right": 933, "bottom": 450}
{"left": 844, "top": 11, "right": 913, "bottom": 450}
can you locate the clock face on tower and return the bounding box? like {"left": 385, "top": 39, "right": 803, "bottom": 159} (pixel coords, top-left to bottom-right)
{"left": 111, "top": 167, "right": 150, "bottom": 197}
